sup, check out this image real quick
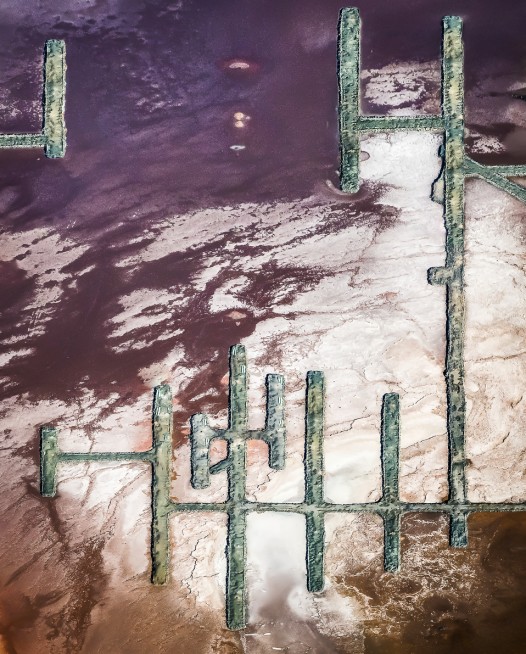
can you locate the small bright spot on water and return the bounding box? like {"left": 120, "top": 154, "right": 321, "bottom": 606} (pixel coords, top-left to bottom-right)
{"left": 227, "top": 60, "right": 250, "bottom": 69}
{"left": 233, "top": 111, "right": 251, "bottom": 128}
{"left": 220, "top": 58, "right": 260, "bottom": 75}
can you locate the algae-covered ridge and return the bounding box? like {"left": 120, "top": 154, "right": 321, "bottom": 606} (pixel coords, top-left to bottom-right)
{"left": 39, "top": 8, "right": 526, "bottom": 631}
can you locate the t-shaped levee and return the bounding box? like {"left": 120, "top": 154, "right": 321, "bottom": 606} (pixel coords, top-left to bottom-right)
{"left": 0, "top": 40, "right": 66, "bottom": 157}
{"left": 40, "top": 384, "right": 173, "bottom": 585}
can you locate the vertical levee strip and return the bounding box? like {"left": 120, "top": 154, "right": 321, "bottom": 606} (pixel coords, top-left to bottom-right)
{"left": 305, "top": 371, "right": 324, "bottom": 505}
{"left": 40, "top": 426, "right": 59, "bottom": 497}
{"left": 450, "top": 509, "right": 468, "bottom": 547}
{"left": 226, "top": 344, "right": 249, "bottom": 629}
{"left": 189, "top": 413, "right": 215, "bottom": 489}
{"left": 441, "top": 16, "right": 468, "bottom": 547}
{"left": 383, "top": 513, "right": 401, "bottom": 572}
{"left": 338, "top": 7, "right": 361, "bottom": 192}
{"left": 228, "top": 344, "right": 248, "bottom": 502}
{"left": 306, "top": 511, "right": 325, "bottom": 592}
{"left": 151, "top": 384, "right": 173, "bottom": 584}
{"left": 226, "top": 507, "right": 247, "bottom": 630}
{"left": 43, "top": 39, "right": 67, "bottom": 158}
{"left": 265, "top": 373, "right": 286, "bottom": 470}
{"left": 381, "top": 393, "right": 400, "bottom": 504}
{"left": 229, "top": 344, "right": 248, "bottom": 434}
{"left": 381, "top": 393, "right": 401, "bottom": 571}
{"left": 305, "top": 371, "right": 325, "bottom": 592}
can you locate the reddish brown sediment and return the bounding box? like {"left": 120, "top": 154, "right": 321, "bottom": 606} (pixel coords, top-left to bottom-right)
{"left": 329, "top": 513, "right": 526, "bottom": 653}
